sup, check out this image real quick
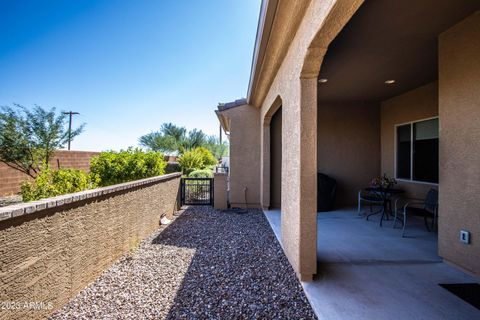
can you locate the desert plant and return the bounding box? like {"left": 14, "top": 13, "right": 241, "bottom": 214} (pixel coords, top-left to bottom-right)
{"left": 165, "top": 162, "right": 181, "bottom": 174}
{"left": 0, "top": 105, "right": 85, "bottom": 178}
{"left": 195, "top": 147, "right": 218, "bottom": 168}
{"left": 139, "top": 123, "right": 188, "bottom": 154}
{"left": 90, "top": 148, "right": 166, "bottom": 186}
{"left": 204, "top": 135, "right": 228, "bottom": 158}
{"left": 21, "top": 166, "right": 96, "bottom": 201}
{"left": 188, "top": 169, "right": 214, "bottom": 178}
{"left": 178, "top": 149, "right": 204, "bottom": 175}
{"left": 139, "top": 123, "right": 227, "bottom": 157}
{"left": 178, "top": 147, "right": 218, "bottom": 175}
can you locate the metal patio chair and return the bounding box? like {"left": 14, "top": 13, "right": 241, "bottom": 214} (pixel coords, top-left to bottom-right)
{"left": 357, "top": 189, "right": 384, "bottom": 216}
{"left": 393, "top": 188, "right": 438, "bottom": 237}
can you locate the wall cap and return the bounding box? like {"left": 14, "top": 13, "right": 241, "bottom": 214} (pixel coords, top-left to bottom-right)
{"left": 0, "top": 172, "right": 181, "bottom": 222}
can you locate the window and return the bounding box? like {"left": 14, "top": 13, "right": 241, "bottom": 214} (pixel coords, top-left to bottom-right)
{"left": 396, "top": 118, "right": 439, "bottom": 183}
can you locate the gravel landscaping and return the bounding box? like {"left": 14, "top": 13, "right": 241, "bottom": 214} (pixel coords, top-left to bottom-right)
{"left": 50, "top": 206, "right": 317, "bottom": 320}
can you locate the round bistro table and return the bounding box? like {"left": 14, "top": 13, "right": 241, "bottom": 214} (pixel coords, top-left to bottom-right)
{"left": 365, "top": 187, "right": 405, "bottom": 226}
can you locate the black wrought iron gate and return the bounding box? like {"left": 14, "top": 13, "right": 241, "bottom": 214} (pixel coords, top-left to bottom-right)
{"left": 181, "top": 178, "right": 214, "bottom": 205}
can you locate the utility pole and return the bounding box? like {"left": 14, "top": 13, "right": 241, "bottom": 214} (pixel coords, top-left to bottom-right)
{"left": 219, "top": 124, "right": 222, "bottom": 145}
{"left": 63, "top": 111, "right": 80, "bottom": 150}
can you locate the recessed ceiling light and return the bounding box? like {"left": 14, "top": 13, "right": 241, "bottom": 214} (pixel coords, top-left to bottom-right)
{"left": 318, "top": 78, "right": 328, "bottom": 83}
{"left": 385, "top": 79, "right": 396, "bottom": 84}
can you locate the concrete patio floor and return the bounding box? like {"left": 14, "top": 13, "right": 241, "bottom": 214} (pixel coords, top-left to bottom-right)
{"left": 264, "top": 208, "right": 480, "bottom": 320}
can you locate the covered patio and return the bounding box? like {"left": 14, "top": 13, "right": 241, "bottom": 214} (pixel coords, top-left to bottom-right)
{"left": 260, "top": 0, "right": 480, "bottom": 283}
{"left": 264, "top": 209, "right": 479, "bottom": 319}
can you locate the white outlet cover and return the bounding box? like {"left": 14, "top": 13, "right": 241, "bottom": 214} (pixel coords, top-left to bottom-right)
{"left": 460, "top": 230, "right": 470, "bottom": 244}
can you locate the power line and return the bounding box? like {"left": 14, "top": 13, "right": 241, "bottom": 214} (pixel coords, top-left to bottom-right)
{"left": 62, "top": 111, "right": 80, "bottom": 150}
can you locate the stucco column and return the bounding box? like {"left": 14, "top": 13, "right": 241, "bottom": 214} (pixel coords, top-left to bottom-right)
{"left": 260, "top": 117, "right": 271, "bottom": 210}
{"left": 281, "top": 78, "right": 317, "bottom": 281}
{"left": 213, "top": 173, "right": 228, "bottom": 210}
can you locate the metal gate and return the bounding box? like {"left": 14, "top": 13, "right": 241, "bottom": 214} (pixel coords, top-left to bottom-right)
{"left": 181, "top": 178, "right": 214, "bottom": 205}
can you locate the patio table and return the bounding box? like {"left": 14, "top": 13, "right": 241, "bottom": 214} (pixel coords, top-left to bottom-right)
{"left": 365, "top": 187, "right": 404, "bottom": 226}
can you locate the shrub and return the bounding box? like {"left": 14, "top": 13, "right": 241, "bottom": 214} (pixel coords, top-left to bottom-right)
{"left": 21, "top": 167, "right": 96, "bottom": 201}
{"left": 165, "top": 161, "right": 181, "bottom": 174}
{"left": 178, "top": 147, "right": 218, "bottom": 175}
{"left": 90, "top": 148, "right": 166, "bottom": 186}
{"left": 195, "top": 147, "right": 218, "bottom": 168}
{"left": 188, "top": 169, "right": 214, "bottom": 178}
{"left": 178, "top": 149, "right": 204, "bottom": 175}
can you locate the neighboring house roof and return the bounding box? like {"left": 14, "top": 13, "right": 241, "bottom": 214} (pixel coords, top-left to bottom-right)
{"left": 217, "top": 98, "right": 247, "bottom": 111}
{"left": 216, "top": 98, "right": 247, "bottom": 135}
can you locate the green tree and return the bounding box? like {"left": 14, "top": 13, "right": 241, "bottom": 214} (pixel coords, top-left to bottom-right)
{"left": 204, "top": 135, "right": 228, "bottom": 159}
{"left": 181, "top": 129, "right": 207, "bottom": 151}
{"left": 139, "top": 123, "right": 187, "bottom": 154}
{"left": 0, "top": 104, "right": 85, "bottom": 178}
{"left": 161, "top": 123, "right": 187, "bottom": 142}
{"left": 140, "top": 123, "right": 217, "bottom": 155}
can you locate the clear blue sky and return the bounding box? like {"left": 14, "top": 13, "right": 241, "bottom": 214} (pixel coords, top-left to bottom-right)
{"left": 0, "top": 0, "right": 260, "bottom": 151}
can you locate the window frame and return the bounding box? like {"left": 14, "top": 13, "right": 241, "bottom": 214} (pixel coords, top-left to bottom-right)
{"left": 394, "top": 116, "right": 439, "bottom": 186}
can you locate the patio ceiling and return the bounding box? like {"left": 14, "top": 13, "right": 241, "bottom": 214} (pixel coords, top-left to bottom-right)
{"left": 317, "top": 0, "right": 480, "bottom": 102}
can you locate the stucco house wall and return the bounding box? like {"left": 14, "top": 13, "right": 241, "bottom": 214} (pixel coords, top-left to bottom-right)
{"left": 438, "top": 12, "right": 480, "bottom": 276}
{"left": 380, "top": 82, "right": 439, "bottom": 199}
{"left": 221, "top": 104, "right": 261, "bottom": 208}
{"left": 220, "top": 0, "right": 479, "bottom": 280}
{"left": 317, "top": 101, "right": 380, "bottom": 207}
{"left": 257, "top": 0, "right": 364, "bottom": 280}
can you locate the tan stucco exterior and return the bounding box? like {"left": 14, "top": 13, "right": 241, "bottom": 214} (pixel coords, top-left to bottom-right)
{"left": 257, "top": 0, "right": 364, "bottom": 281}
{"left": 213, "top": 173, "right": 228, "bottom": 210}
{"left": 217, "top": 1, "right": 480, "bottom": 280}
{"left": 219, "top": 0, "right": 365, "bottom": 280}
{"left": 438, "top": 12, "right": 480, "bottom": 276}
{"left": 317, "top": 101, "right": 380, "bottom": 207}
{"left": 219, "top": 104, "right": 261, "bottom": 208}
{"left": 381, "top": 82, "right": 439, "bottom": 199}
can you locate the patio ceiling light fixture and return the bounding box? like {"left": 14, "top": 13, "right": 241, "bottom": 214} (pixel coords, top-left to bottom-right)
{"left": 318, "top": 78, "right": 328, "bottom": 83}
{"left": 385, "top": 79, "right": 396, "bottom": 84}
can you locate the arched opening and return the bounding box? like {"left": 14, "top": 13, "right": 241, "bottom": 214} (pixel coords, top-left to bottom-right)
{"left": 261, "top": 96, "right": 282, "bottom": 210}
{"left": 269, "top": 106, "right": 282, "bottom": 209}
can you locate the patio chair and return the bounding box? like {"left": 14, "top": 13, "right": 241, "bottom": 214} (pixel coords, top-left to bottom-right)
{"left": 357, "top": 189, "right": 384, "bottom": 216}
{"left": 393, "top": 188, "right": 438, "bottom": 237}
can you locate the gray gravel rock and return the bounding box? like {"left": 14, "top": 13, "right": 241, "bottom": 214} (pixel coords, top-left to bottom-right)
{"left": 50, "top": 206, "right": 317, "bottom": 320}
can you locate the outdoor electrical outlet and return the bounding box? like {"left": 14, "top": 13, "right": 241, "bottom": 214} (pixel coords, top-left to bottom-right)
{"left": 460, "top": 230, "right": 470, "bottom": 244}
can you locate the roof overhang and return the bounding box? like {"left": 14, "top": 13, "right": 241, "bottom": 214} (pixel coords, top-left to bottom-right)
{"left": 216, "top": 98, "right": 247, "bottom": 135}
{"left": 215, "top": 110, "right": 230, "bottom": 136}
{"left": 246, "top": 0, "right": 311, "bottom": 107}
{"left": 246, "top": 0, "right": 278, "bottom": 106}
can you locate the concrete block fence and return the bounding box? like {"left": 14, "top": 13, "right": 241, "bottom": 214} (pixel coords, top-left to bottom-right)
{"left": 0, "top": 172, "right": 181, "bottom": 320}
{"left": 0, "top": 150, "right": 100, "bottom": 196}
